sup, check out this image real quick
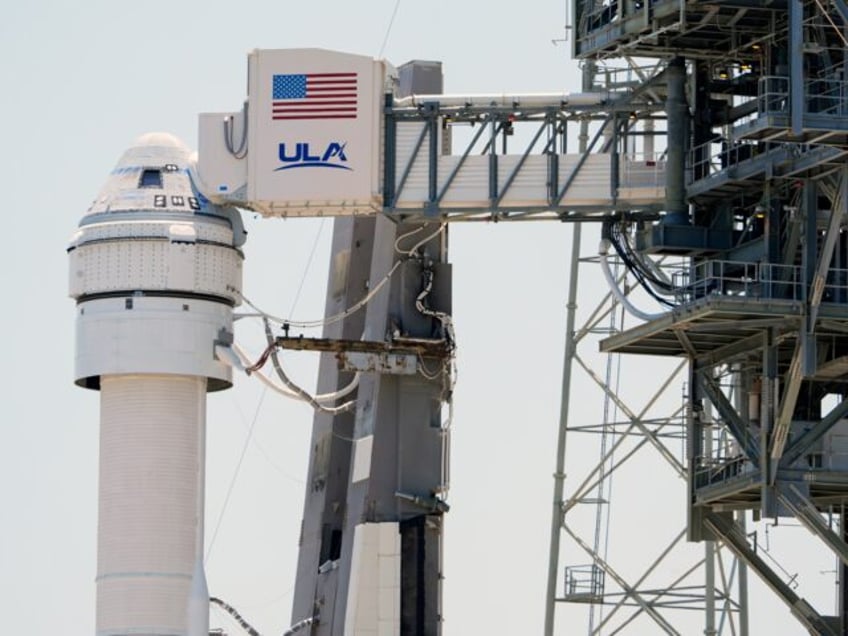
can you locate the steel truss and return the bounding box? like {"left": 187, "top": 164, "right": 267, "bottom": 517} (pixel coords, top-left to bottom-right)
{"left": 380, "top": 71, "right": 667, "bottom": 223}
{"left": 544, "top": 230, "right": 748, "bottom": 635}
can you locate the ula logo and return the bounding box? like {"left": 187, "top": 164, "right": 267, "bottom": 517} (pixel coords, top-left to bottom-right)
{"left": 275, "top": 142, "right": 351, "bottom": 171}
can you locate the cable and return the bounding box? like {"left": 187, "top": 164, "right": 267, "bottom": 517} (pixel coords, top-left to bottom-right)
{"left": 288, "top": 218, "right": 326, "bottom": 317}
{"left": 210, "top": 597, "right": 261, "bottom": 636}
{"left": 415, "top": 266, "right": 456, "bottom": 351}
{"left": 263, "top": 318, "right": 356, "bottom": 415}
{"left": 218, "top": 343, "right": 360, "bottom": 406}
{"left": 231, "top": 259, "right": 403, "bottom": 329}
{"left": 377, "top": 0, "right": 403, "bottom": 58}
{"left": 598, "top": 239, "right": 666, "bottom": 321}
{"left": 412, "top": 263, "right": 459, "bottom": 409}
{"left": 224, "top": 102, "right": 249, "bottom": 159}
{"left": 231, "top": 224, "right": 446, "bottom": 331}
{"left": 606, "top": 221, "right": 676, "bottom": 307}
{"left": 395, "top": 223, "right": 447, "bottom": 257}
{"left": 283, "top": 617, "right": 315, "bottom": 636}
{"left": 206, "top": 385, "right": 267, "bottom": 563}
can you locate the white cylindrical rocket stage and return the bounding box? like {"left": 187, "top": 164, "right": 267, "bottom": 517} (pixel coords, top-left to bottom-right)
{"left": 98, "top": 374, "right": 206, "bottom": 632}
{"left": 68, "top": 133, "right": 245, "bottom": 635}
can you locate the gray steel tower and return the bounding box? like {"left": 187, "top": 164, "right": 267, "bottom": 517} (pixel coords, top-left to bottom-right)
{"left": 546, "top": 0, "right": 848, "bottom": 633}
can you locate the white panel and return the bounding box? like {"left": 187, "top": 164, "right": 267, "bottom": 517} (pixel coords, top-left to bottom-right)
{"left": 393, "top": 151, "right": 667, "bottom": 211}
{"left": 69, "top": 216, "right": 243, "bottom": 304}
{"left": 345, "top": 523, "right": 400, "bottom": 636}
{"left": 75, "top": 296, "right": 233, "bottom": 388}
{"left": 196, "top": 111, "right": 248, "bottom": 200}
{"left": 97, "top": 374, "right": 205, "bottom": 636}
{"left": 244, "top": 49, "right": 385, "bottom": 217}
{"left": 167, "top": 242, "right": 196, "bottom": 291}
{"left": 351, "top": 435, "right": 374, "bottom": 483}
{"left": 498, "top": 156, "right": 548, "bottom": 207}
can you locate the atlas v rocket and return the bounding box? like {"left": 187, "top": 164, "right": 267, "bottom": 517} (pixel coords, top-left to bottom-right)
{"left": 68, "top": 133, "right": 245, "bottom": 635}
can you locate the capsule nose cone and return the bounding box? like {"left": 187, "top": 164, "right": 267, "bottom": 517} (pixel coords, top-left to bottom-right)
{"left": 116, "top": 131, "right": 191, "bottom": 170}
{"left": 83, "top": 132, "right": 198, "bottom": 217}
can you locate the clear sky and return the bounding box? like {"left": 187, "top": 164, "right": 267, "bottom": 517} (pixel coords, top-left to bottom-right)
{"left": 0, "top": 1, "right": 829, "bottom": 634}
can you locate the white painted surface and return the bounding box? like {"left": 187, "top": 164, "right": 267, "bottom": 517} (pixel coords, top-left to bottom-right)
{"left": 74, "top": 296, "right": 233, "bottom": 389}
{"left": 351, "top": 435, "right": 374, "bottom": 483}
{"left": 344, "top": 523, "right": 401, "bottom": 636}
{"left": 97, "top": 374, "right": 206, "bottom": 636}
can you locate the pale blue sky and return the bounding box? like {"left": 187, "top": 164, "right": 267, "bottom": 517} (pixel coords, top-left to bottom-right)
{"left": 0, "top": 1, "right": 826, "bottom": 634}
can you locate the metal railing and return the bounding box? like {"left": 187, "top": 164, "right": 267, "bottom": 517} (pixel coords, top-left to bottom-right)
{"left": 670, "top": 260, "right": 803, "bottom": 303}
{"left": 756, "top": 75, "right": 848, "bottom": 118}
{"left": 621, "top": 153, "right": 665, "bottom": 189}
{"left": 694, "top": 454, "right": 751, "bottom": 488}
{"left": 757, "top": 76, "right": 790, "bottom": 117}
{"left": 805, "top": 77, "right": 848, "bottom": 116}
{"left": 688, "top": 139, "right": 763, "bottom": 182}
{"left": 563, "top": 564, "right": 605, "bottom": 601}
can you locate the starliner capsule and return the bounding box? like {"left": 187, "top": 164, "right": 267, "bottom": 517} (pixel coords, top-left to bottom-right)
{"left": 68, "top": 133, "right": 246, "bottom": 635}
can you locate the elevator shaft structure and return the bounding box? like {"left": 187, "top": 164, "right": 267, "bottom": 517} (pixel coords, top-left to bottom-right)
{"left": 545, "top": 0, "right": 848, "bottom": 633}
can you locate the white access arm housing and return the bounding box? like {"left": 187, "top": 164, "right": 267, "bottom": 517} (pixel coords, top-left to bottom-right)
{"left": 196, "top": 48, "right": 389, "bottom": 217}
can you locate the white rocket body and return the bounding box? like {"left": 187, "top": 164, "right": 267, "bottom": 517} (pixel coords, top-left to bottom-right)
{"left": 69, "top": 133, "right": 244, "bottom": 635}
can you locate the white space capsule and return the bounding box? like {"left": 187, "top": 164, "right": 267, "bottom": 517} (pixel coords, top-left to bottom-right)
{"left": 68, "top": 133, "right": 245, "bottom": 635}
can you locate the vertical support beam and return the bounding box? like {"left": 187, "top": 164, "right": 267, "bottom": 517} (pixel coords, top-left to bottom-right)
{"left": 703, "top": 400, "right": 717, "bottom": 636}
{"left": 688, "top": 362, "right": 706, "bottom": 542}
{"left": 665, "top": 57, "right": 689, "bottom": 225}
{"left": 544, "top": 62, "right": 594, "bottom": 634}
{"left": 291, "top": 217, "right": 378, "bottom": 630}
{"left": 736, "top": 512, "right": 750, "bottom": 636}
{"left": 295, "top": 62, "right": 449, "bottom": 636}
{"left": 610, "top": 115, "right": 620, "bottom": 206}
{"left": 488, "top": 115, "right": 498, "bottom": 209}
{"left": 705, "top": 540, "right": 717, "bottom": 636}
{"left": 692, "top": 61, "right": 712, "bottom": 182}
{"left": 802, "top": 179, "right": 818, "bottom": 376}
{"left": 333, "top": 217, "right": 449, "bottom": 635}
{"left": 761, "top": 330, "right": 777, "bottom": 511}
{"left": 427, "top": 106, "right": 439, "bottom": 215}
{"left": 842, "top": 509, "right": 848, "bottom": 635}
{"left": 544, "top": 223, "right": 583, "bottom": 636}
{"left": 766, "top": 192, "right": 781, "bottom": 267}
{"left": 383, "top": 93, "right": 396, "bottom": 210}
{"left": 790, "top": 0, "right": 804, "bottom": 136}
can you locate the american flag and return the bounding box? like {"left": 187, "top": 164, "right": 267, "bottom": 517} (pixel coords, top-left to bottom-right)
{"left": 271, "top": 73, "right": 358, "bottom": 120}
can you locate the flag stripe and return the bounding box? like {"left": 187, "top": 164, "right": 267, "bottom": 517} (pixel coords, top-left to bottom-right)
{"left": 304, "top": 72, "right": 357, "bottom": 78}
{"left": 273, "top": 107, "right": 356, "bottom": 113}
{"left": 273, "top": 100, "right": 356, "bottom": 107}
{"left": 307, "top": 79, "right": 357, "bottom": 85}
{"left": 273, "top": 114, "right": 358, "bottom": 120}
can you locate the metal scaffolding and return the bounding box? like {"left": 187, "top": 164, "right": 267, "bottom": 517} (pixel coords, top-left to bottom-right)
{"left": 546, "top": 0, "right": 848, "bottom": 633}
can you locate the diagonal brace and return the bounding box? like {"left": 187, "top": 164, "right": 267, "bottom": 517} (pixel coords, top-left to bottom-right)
{"left": 779, "top": 484, "right": 848, "bottom": 568}
{"left": 698, "top": 374, "right": 760, "bottom": 467}
{"left": 703, "top": 511, "right": 836, "bottom": 636}
{"left": 770, "top": 339, "right": 804, "bottom": 469}
{"left": 563, "top": 523, "right": 680, "bottom": 635}
{"left": 780, "top": 397, "right": 848, "bottom": 468}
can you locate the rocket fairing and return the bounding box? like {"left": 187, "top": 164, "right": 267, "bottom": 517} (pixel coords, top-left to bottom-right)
{"left": 68, "top": 133, "right": 245, "bottom": 635}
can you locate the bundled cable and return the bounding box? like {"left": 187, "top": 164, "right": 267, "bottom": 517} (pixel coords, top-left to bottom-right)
{"left": 216, "top": 342, "right": 358, "bottom": 413}
{"left": 606, "top": 221, "right": 677, "bottom": 308}
{"left": 210, "top": 597, "right": 260, "bottom": 636}
{"left": 262, "top": 318, "right": 356, "bottom": 415}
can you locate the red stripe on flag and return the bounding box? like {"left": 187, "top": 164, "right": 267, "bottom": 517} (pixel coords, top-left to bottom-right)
{"left": 273, "top": 114, "right": 357, "bottom": 120}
